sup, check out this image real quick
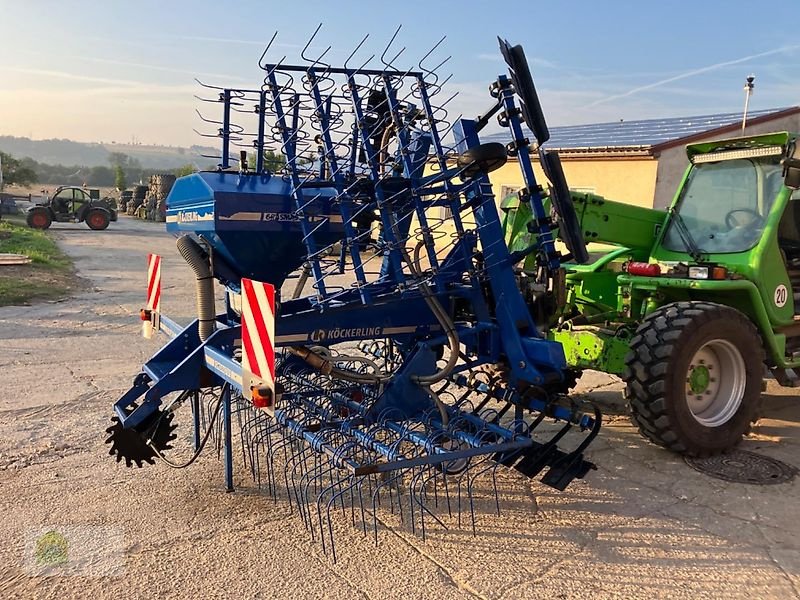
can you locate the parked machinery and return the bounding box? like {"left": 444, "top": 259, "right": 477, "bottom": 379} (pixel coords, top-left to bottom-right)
{"left": 26, "top": 186, "right": 117, "bottom": 230}
{"left": 118, "top": 189, "right": 133, "bottom": 213}
{"left": 127, "top": 185, "right": 147, "bottom": 216}
{"left": 106, "top": 32, "right": 599, "bottom": 558}
{"left": 504, "top": 131, "right": 800, "bottom": 456}
{"left": 152, "top": 173, "right": 175, "bottom": 222}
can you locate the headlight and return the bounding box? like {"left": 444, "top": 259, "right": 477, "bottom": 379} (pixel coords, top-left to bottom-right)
{"left": 688, "top": 265, "right": 728, "bottom": 280}
{"left": 688, "top": 266, "right": 709, "bottom": 279}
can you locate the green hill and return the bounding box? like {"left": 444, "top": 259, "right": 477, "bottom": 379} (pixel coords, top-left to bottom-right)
{"left": 0, "top": 136, "right": 218, "bottom": 170}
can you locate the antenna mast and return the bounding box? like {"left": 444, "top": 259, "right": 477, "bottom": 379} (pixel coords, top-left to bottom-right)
{"left": 742, "top": 74, "right": 755, "bottom": 133}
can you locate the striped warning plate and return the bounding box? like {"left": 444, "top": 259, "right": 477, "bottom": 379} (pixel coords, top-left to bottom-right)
{"left": 146, "top": 254, "right": 161, "bottom": 312}
{"left": 241, "top": 278, "right": 276, "bottom": 402}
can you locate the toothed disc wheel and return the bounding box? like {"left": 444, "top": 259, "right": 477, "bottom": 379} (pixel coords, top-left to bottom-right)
{"left": 105, "top": 410, "right": 177, "bottom": 467}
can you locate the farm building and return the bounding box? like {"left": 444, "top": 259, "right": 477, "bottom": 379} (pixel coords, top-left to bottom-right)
{"left": 481, "top": 106, "right": 800, "bottom": 209}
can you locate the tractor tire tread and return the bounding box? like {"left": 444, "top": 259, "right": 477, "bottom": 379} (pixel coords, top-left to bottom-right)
{"left": 622, "top": 301, "right": 763, "bottom": 457}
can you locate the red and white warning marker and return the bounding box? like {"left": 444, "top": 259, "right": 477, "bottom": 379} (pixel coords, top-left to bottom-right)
{"left": 146, "top": 253, "right": 162, "bottom": 313}
{"left": 240, "top": 277, "right": 276, "bottom": 410}
{"left": 141, "top": 253, "right": 162, "bottom": 339}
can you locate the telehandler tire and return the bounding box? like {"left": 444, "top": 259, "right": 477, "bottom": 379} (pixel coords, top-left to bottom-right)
{"left": 26, "top": 208, "right": 52, "bottom": 230}
{"left": 623, "top": 301, "right": 763, "bottom": 456}
{"left": 86, "top": 209, "right": 110, "bottom": 230}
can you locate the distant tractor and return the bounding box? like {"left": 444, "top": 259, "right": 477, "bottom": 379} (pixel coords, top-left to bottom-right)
{"left": 26, "top": 186, "right": 118, "bottom": 230}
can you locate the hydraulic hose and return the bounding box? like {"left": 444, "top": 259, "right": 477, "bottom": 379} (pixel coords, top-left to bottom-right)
{"left": 288, "top": 202, "right": 460, "bottom": 423}
{"left": 176, "top": 235, "right": 216, "bottom": 341}
{"left": 289, "top": 346, "right": 391, "bottom": 384}
{"left": 405, "top": 240, "right": 460, "bottom": 386}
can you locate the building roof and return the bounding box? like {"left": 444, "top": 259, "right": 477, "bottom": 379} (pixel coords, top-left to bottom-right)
{"left": 482, "top": 106, "right": 800, "bottom": 154}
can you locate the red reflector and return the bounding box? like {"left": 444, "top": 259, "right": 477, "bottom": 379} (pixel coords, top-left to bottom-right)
{"left": 627, "top": 262, "right": 661, "bottom": 277}
{"left": 251, "top": 386, "right": 273, "bottom": 409}
{"left": 139, "top": 308, "right": 151, "bottom": 321}
{"left": 252, "top": 396, "right": 270, "bottom": 409}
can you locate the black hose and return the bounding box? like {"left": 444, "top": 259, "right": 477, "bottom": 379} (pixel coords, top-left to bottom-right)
{"left": 147, "top": 387, "right": 226, "bottom": 469}
{"left": 176, "top": 235, "right": 216, "bottom": 341}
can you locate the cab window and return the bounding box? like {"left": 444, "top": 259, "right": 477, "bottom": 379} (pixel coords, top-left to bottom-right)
{"left": 778, "top": 190, "right": 800, "bottom": 254}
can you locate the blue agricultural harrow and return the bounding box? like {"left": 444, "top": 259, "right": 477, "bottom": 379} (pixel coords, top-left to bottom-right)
{"left": 106, "top": 28, "right": 600, "bottom": 558}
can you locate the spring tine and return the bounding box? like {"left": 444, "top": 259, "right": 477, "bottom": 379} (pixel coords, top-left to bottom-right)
{"left": 317, "top": 473, "right": 341, "bottom": 557}
{"left": 252, "top": 417, "right": 278, "bottom": 494}
{"left": 408, "top": 465, "right": 418, "bottom": 536}
{"left": 419, "top": 467, "right": 449, "bottom": 532}
{"left": 371, "top": 470, "right": 402, "bottom": 544}
{"left": 379, "top": 25, "right": 404, "bottom": 71}
{"left": 271, "top": 431, "right": 299, "bottom": 510}
{"left": 257, "top": 31, "right": 280, "bottom": 70}
{"left": 322, "top": 471, "right": 357, "bottom": 562}
{"left": 290, "top": 443, "right": 314, "bottom": 529}
{"left": 434, "top": 462, "right": 453, "bottom": 518}
{"left": 344, "top": 33, "right": 370, "bottom": 71}
{"left": 467, "top": 453, "right": 503, "bottom": 520}
{"left": 410, "top": 466, "right": 439, "bottom": 541}
{"left": 359, "top": 476, "right": 376, "bottom": 531}
{"left": 241, "top": 411, "right": 269, "bottom": 489}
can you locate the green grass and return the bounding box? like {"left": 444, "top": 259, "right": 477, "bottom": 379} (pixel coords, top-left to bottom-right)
{"left": 0, "top": 277, "right": 69, "bottom": 305}
{"left": 0, "top": 219, "right": 70, "bottom": 267}
{"left": 0, "top": 218, "right": 74, "bottom": 305}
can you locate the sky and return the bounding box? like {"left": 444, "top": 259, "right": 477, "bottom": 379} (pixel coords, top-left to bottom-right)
{"left": 1, "top": 0, "right": 799, "bottom": 147}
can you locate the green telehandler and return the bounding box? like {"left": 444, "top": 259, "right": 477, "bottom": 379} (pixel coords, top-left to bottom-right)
{"left": 504, "top": 131, "right": 800, "bottom": 456}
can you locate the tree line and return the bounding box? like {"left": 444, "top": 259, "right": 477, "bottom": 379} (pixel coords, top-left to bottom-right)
{"left": 0, "top": 150, "right": 198, "bottom": 190}
{"left": 1, "top": 149, "right": 290, "bottom": 191}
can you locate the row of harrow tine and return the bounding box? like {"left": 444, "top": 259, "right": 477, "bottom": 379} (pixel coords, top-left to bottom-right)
{"left": 192, "top": 26, "right": 472, "bottom": 311}
{"left": 206, "top": 351, "right": 598, "bottom": 562}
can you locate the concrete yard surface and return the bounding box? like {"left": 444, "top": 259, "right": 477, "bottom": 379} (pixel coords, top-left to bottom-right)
{"left": 0, "top": 216, "right": 798, "bottom": 599}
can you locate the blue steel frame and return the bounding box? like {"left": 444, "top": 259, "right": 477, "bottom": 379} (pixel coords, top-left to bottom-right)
{"left": 114, "top": 54, "right": 598, "bottom": 492}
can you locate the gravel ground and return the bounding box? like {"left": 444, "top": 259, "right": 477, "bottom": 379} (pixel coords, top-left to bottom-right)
{"left": 0, "top": 216, "right": 798, "bottom": 599}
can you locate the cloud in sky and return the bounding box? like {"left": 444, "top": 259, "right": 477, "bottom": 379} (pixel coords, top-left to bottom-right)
{"left": 0, "top": 67, "right": 140, "bottom": 88}
{"left": 14, "top": 48, "right": 249, "bottom": 83}
{"left": 585, "top": 44, "right": 800, "bottom": 108}
{"left": 171, "top": 34, "right": 300, "bottom": 49}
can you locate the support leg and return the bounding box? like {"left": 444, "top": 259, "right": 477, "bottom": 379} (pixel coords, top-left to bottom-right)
{"left": 223, "top": 387, "right": 234, "bottom": 492}
{"left": 192, "top": 391, "right": 201, "bottom": 452}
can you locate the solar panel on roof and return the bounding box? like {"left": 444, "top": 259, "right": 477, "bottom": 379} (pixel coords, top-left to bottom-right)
{"left": 481, "top": 107, "right": 793, "bottom": 150}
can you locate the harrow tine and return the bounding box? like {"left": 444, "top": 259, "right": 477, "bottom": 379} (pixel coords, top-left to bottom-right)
{"left": 290, "top": 443, "right": 315, "bottom": 530}
{"left": 319, "top": 471, "right": 359, "bottom": 562}
{"left": 249, "top": 414, "right": 278, "bottom": 494}
{"left": 371, "top": 469, "right": 406, "bottom": 544}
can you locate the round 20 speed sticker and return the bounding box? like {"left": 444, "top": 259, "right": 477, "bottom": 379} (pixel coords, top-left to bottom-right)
{"left": 774, "top": 284, "right": 788, "bottom": 308}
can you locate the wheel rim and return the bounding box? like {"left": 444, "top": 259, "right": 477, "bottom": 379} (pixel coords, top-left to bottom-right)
{"left": 685, "top": 339, "right": 747, "bottom": 427}
{"left": 90, "top": 214, "right": 104, "bottom": 227}
{"left": 32, "top": 214, "right": 46, "bottom": 227}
